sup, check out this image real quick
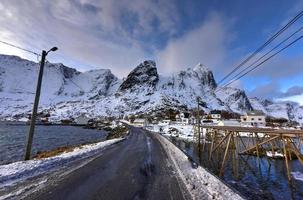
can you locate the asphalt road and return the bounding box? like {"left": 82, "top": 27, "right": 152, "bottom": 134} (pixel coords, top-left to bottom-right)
{"left": 26, "top": 126, "right": 192, "bottom": 200}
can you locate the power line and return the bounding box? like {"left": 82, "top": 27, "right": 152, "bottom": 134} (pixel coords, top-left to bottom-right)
{"left": 0, "top": 40, "right": 40, "bottom": 56}
{"left": 222, "top": 25, "right": 303, "bottom": 88}
{"left": 217, "top": 10, "right": 303, "bottom": 86}
{"left": 222, "top": 35, "right": 303, "bottom": 89}
{"left": 207, "top": 34, "right": 303, "bottom": 107}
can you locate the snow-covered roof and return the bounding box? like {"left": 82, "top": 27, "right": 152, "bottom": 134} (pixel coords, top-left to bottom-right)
{"left": 210, "top": 110, "right": 221, "bottom": 114}
{"left": 133, "top": 119, "right": 146, "bottom": 123}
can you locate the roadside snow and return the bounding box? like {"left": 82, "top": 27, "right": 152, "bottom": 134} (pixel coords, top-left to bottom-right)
{"left": 146, "top": 124, "right": 195, "bottom": 141}
{"left": 154, "top": 132, "right": 244, "bottom": 200}
{"left": 0, "top": 138, "right": 124, "bottom": 188}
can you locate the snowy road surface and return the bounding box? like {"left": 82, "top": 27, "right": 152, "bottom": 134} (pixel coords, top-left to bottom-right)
{"left": 25, "top": 126, "right": 192, "bottom": 200}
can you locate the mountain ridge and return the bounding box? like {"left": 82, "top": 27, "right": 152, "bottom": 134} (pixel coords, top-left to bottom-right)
{"left": 0, "top": 54, "right": 302, "bottom": 124}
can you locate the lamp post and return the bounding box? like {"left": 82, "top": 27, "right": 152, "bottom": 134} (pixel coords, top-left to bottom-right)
{"left": 24, "top": 47, "right": 58, "bottom": 160}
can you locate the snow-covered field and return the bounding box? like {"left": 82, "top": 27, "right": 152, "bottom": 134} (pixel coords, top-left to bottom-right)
{"left": 0, "top": 138, "right": 124, "bottom": 190}
{"left": 146, "top": 124, "right": 195, "bottom": 141}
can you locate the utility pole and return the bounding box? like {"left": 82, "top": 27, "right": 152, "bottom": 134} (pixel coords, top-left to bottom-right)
{"left": 24, "top": 47, "right": 58, "bottom": 160}
{"left": 197, "top": 97, "right": 201, "bottom": 155}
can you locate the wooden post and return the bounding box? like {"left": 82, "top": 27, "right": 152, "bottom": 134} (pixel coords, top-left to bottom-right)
{"left": 282, "top": 137, "right": 291, "bottom": 181}
{"left": 220, "top": 133, "right": 232, "bottom": 176}
{"left": 197, "top": 97, "right": 201, "bottom": 155}
{"left": 270, "top": 140, "right": 275, "bottom": 156}
{"left": 231, "top": 132, "right": 238, "bottom": 179}
{"left": 255, "top": 133, "right": 260, "bottom": 158}
{"left": 238, "top": 132, "right": 247, "bottom": 151}
{"left": 240, "top": 136, "right": 280, "bottom": 154}
{"left": 212, "top": 132, "right": 231, "bottom": 153}
{"left": 209, "top": 130, "right": 216, "bottom": 160}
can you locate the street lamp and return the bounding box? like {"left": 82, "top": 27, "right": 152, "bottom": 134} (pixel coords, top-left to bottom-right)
{"left": 24, "top": 47, "right": 58, "bottom": 160}
{"left": 47, "top": 47, "right": 58, "bottom": 54}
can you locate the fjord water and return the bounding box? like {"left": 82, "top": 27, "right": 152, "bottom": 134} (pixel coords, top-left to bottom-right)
{"left": 170, "top": 137, "right": 303, "bottom": 200}
{"left": 0, "top": 122, "right": 107, "bottom": 165}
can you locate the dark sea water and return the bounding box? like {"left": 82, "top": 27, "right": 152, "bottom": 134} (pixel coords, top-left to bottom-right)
{"left": 170, "top": 137, "right": 303, "bottom": 200}
{"left": 0, "top": 122, "right": 107, "bottom": 165}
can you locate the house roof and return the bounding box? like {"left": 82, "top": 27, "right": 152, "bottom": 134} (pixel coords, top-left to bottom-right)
{"left": 134, "top": 119, "right": 145, "bottom": 123}
{"left": 210, "top": 110, "right": 221, "bottom": 114}
{"left": 246, "top": 110, "right": 265, "bottom": 116}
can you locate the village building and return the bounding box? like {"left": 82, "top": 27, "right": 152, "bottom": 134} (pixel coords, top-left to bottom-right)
{"left": 176, "top": 112, "right": 190, "bottom": 125}
{"left": 74, "top": 115, "right": 90, "bottom": 125}
{"left": 241, "top": 110, "right": 266, "bottom": 127}
{"left": 210, "top": 110, "right": 221, "bottom": 120}
{"left": 189, "top": 116, "right": 197, "bottom": 125}
{"left": 159, "top": 119, "right": 172, "bottom": 126}
{"left": 217, "top": 119, "right": 241, "bottom": 127}
{"left": 132, "top": 118, "right": 147, "bottom": 127}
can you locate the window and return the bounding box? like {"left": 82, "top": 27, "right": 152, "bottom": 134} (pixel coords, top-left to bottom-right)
{"left": 258, "top": 118, "right": 262, "bottom": 121}
{"left": 243, "top": 118, "right": 247, "bottom": 121}
{"left": 251, "top": 118, "right": 254, "bottom": 121}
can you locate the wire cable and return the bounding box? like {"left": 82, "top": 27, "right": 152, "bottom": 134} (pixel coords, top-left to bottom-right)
{"left": 222, "top": 25, "right": 303, "bottom": 88}
{"left": 222, "top": 35, "right": 303, "bottom": 89}
{"left": 0, "top": 40, "right": 40, "bottom": 56}
{"left": 217, "top": 10, "right": 303, "bottom": 85}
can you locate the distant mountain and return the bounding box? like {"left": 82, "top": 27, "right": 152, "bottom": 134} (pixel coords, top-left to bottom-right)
{"left": 0, "top": 54, "right": 302, "bottom": 124}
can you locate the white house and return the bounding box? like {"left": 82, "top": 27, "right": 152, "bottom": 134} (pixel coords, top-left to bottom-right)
{"left": 210, "top": 110, "right": 221, "bottom": 120}
{"left": 133, "top": 118, "right": 147, "bottom": 127}
{"left": 159, "top": 119, "right": 171, "bottom": 126}
{"left": 176, "top": 112, "right": 190, "bottom": 125}
{"left": 241, "top": 110, "right": 266, "bottom": 127}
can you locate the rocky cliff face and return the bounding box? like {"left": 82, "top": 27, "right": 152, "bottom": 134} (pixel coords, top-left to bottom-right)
{"left": 0, "top": 54, "right": 302, "bottom": 124}
{"left": 119, "top": 60, "right": 158, "bottom": 92}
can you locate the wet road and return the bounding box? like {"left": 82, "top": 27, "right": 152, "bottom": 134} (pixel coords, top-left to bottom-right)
{"left": 26, "top": 126, "right": 191, "bottom": 200}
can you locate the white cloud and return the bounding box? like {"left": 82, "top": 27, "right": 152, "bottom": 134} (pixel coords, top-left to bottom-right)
{"left": 279, "top": 94, "right": 303, "bottom": 106}
{"left": 155, "top": 13, "right": 232, "bottom": 74}
{"left": 0, "top": 0, "right": 180, "bottom": 77}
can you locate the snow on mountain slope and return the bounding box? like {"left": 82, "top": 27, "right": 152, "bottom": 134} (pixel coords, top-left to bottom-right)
{"left": 249, "top": 97, "right": 303, "bottom": 122}
{"left": 215, "top": 87, "right": 253, "bottom": 114}
{"left": 0, "top": 54, "right": 301, "bottom": 124}
{"left": 158, "top": 64, "right": 225, "bottom": 111}
{"left": 0, "top": 55, "right": 119, "bottom": 118}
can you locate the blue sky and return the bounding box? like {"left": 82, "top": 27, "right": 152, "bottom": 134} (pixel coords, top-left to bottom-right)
{"left": 0, "top": 0, "right": 302, "bottom": 104}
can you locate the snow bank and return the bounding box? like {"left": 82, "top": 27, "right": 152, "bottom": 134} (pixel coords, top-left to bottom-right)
{"left": 0, "top": 138, "right": 124, "bottom": 187}
{"left": 291, "top": 171, "right": 303, "bottom": 181}
{"left": 266, "top": 151, "right": 284, "bottom": 158}
{"left": 154, "top": 132, "right": 244, "bottom": 200}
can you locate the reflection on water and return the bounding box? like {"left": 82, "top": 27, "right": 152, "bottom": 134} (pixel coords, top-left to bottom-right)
{"left": 170, "top": 136, "right": 303, "bottom": 200}
{"left": 0, "top": 122, "right": 107, "bottom": 165}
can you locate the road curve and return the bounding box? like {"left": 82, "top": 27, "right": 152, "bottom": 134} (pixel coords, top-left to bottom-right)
{"left": 26, "top": 126, "right": 192, "bottom": 200}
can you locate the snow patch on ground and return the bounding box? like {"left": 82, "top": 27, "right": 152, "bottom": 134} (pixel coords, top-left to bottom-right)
{"left": 0, "top": 138, "right": 124, "bottom": 188}
{"left": 154, "top": 132, "right": 244, "bottom": 200}
{"left": 147, "top": 124, "right": 195, "bottom": 141}
{"left": 291, "top": 171, "right": 303, "bottom": 181}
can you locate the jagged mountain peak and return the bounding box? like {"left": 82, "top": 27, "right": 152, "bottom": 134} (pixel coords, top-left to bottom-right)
{"left": 176, "top": 63, "right": 217, "bottom": 89}
{"left": 193, "top": 63, "right": 210, "bottom": 72}
{"left": 118, "top": 60, "right": 159, "bottom": 92}
{"left": 0, "top": 54, "right": 302, "bottom": 125}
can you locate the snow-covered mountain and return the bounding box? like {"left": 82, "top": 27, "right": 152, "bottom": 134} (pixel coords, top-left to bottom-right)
{"left": 0, "top": 54, "right": 302, "bottom": 124}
